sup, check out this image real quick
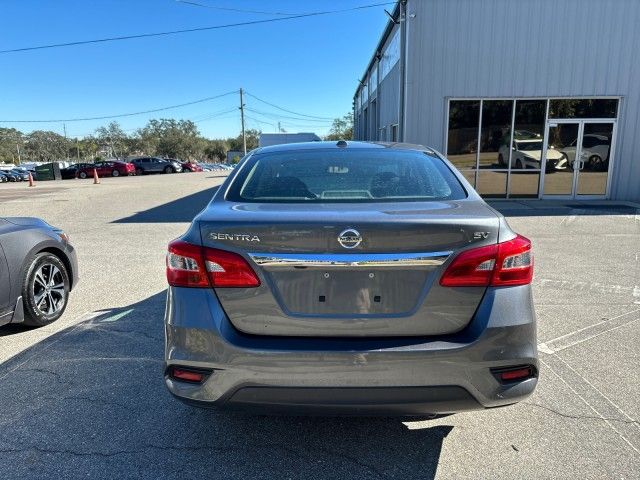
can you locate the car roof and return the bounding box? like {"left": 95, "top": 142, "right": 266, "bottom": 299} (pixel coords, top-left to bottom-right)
{"left": 254, "top": 140, "right": 437, "bottom": 155}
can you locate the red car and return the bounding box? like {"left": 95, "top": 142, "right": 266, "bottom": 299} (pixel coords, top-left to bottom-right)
{"left": 180, "top": 161, "right": 204, "bottom": 172}
{"left": 76, "top": 161, "right": 135, "bottom": 179}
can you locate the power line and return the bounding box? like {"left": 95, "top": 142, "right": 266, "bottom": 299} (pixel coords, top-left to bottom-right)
{"left": 245, "top": 107, "right": 334, "bottom": 124}
{"left": 244, "top": 92, "right": 334, "bottom": 120}
{"left": 0, "top": 90, "right": 237, "bottom": 123}
{"left": 0, "top": 2, "right": 395, "bottom": 55}
{"left": 175, "top": 0, "right": 300, "bottom": 16}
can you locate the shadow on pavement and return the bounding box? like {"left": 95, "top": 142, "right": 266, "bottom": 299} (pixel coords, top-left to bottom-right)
{"left": 113, "top": 186, "right": 219, "bottom": 223}
{"left": 0, "top": 324, "right": 38, "bottom": 337}
{"left": 0, "top": 291, "right": 452, "bottom": 479}
{"left": 488, "top": 200, "right": 639, "bottom": 218}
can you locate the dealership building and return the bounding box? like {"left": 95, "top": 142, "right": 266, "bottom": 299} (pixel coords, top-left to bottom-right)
{"left": 353, "top": 0, "right": 640, "bottom": 202}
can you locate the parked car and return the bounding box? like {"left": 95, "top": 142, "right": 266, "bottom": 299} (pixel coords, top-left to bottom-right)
{"left": 498, "top": 139, "right": 565, "bottom": 171}
{"left": 129, "top": 157, "right": 182, "bottom": 175}
{"left": 180, "top": 161, "right": 204, "bottom": 172}
{"left": 76, "top": 161, "right": 135, "bottom": 179}
{"left": 11, "top": 169, "right": 31, "bottom": 181}
{"left": 559, "top": 134, "right": 611, "bottom": 171}
{"left": 0, "top": 170, "right": 24, "bottom": 182}
{"left": 164, "top": 140, "right": 537, "bottom": 415}
{"left": 12, "top": 167, "right": 35, "bottom": 180}
{"left": 0, "top": 217, "right": 78, "bottom": 327}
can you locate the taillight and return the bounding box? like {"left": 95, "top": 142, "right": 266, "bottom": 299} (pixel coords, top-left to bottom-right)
{"left": 166, "top": 240, "right": 209, "bottom": 287}
{"left": 202, "top": 247, "right": 260, "bottom": 287}
{"left": 440, "top": 234, "right": 533, "bottom": 287}
{"left": 166, "top": 240, "right": 260, "bottom": 288}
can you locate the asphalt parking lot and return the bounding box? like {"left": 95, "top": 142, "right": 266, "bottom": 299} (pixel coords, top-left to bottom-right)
{"left": 0, "top": 173, "right": 639, "bottom": 479}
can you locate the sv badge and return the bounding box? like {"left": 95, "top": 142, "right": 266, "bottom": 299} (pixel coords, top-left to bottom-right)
{"left": 473, "top": 232, "right": 490, "bottom": 240}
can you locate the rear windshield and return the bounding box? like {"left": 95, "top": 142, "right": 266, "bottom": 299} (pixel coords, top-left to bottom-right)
{"left": 226, "top": 149, "right": 467, "bottom": 203}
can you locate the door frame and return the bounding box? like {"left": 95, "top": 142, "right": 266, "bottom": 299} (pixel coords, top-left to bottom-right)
{"left": 539, "top": 118, "right": 617, "bottom": 199}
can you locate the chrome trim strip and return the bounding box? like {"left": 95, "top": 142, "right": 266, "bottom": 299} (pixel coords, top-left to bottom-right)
{"left": 249, "top": 251, "right": 452, "bottom": 268}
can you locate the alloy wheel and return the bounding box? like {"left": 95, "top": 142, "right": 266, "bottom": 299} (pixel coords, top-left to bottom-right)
{"left": 32, "top": 263, "right": 66, "bottom": 315}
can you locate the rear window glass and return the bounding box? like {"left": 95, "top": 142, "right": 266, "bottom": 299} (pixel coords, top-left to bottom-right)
{"left": 226, "top": 149, "right": 467, "bottom": 203}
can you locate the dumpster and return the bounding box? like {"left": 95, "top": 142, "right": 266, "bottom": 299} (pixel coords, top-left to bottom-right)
{"left": 35, "top": 163, "right": 62, "bottom": 181}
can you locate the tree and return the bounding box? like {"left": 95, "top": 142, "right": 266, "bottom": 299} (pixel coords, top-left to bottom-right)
{"left": 23, "top": 131, "right": 70, "bottom": 162}
{"left": 95, "top": 122, "right": 129, "bottom": 158}
{"left": 0, "top": 128, "right": 24, "bottom": 164}
{"left": 227, "top": 128, "right": 260, "bottom": 153}
{"left": 137, "top": 119, "right": 204, "bottom": 159}
{"left": 325, "top": 112, "right": 353, "bottom": 141}
{"left": 204, "top": 139, "right": 229, "bottom": 162}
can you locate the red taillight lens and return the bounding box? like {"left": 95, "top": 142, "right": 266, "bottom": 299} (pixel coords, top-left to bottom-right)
{"left": 202, "top": 248, "right": 260, "bottom": 287}
{"left": 166, "top": 240, "right": 260, "bottom": 288}
{"left": 440, "top": 234, "right": 533, "bottom": 287}
{"left": 166, "top": 240, "right": 209, "bottom": 287}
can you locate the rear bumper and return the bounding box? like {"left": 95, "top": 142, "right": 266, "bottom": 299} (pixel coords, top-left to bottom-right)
{"left": 164, "top": 285, "right": 538, "bottom": 415}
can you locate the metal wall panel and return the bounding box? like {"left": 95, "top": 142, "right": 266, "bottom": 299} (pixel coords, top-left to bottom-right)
{"left": 402, "top": 0, "right": 640, "bottom": 201}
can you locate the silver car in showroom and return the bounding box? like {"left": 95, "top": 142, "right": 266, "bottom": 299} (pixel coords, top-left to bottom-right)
{"left": 164, "top": 141, "right": 537, "bottom": 415}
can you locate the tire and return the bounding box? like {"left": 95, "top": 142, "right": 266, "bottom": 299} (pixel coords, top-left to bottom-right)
{"left": 164, "top": 166, "right": 174, "bottom": 174}
{"left": 112, "top": 169, "right": 120, "bottom": 177}
{"left": 21, "top": 253, "right": 70, "bottom": 327}
{"left": 588, "top": 155, "right": 603, "bottom": 171}
{"left": 498, "top": 154, "right": 505, "bottom": 166}
{"left": 79, "top": 171, "right": 88, "bottom": 179}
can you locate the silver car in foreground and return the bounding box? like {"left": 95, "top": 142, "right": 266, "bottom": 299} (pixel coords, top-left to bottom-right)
{"left": 164, "top": 141, "right": 537, "bottom": 416}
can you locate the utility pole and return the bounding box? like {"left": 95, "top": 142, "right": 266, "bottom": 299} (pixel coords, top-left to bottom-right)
{"left": 63, "top": 123, "right": 69, "bottom": 160}
{"left": 239, "top": 88, "right": 247, "bottom": 155}
{"left": 278, "top": 121, "right": 281, "bottom": 133}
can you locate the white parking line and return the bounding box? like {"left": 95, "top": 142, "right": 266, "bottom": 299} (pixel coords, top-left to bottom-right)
{"left": 538, "top": 308, "right": 640, "bottom": 354}
{"left": 540, "top": 357, "right": 640, "bottom": 455}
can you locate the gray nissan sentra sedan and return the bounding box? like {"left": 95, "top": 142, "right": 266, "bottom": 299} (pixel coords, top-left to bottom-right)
{"left": 164, "top": 141, "right": 538, "bottom": 415}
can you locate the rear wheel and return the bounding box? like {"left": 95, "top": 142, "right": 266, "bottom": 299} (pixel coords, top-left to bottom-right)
{"left": 164, "top": 166, "right": 174, "bottom": 174}
{"left": 22, "top": 253, "right": 70, "bottom": 327}
{"left": 112, "top": 169, "right": 120, "bottom": 177}
{"left": 78, "top": 171, "right": 88, "bottom": 179}
{"left": 588, "top": 154, "right": 603, "bottom": 171}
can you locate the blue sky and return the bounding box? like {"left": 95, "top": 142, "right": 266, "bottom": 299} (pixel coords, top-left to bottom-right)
{"left": 0, "top": 0, "right": 390, "bottom": 139}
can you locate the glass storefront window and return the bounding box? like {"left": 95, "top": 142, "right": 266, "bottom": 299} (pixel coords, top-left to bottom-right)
{"left": 380, "top": 28, "right": 400, "bottom": 80}
{"left": 549, "top": 99, "right": 618, "bottom": 119}
{"left": 510, "top": 100, "right": 546, "bottom": 174}
{"left": 445, "top": 97, "right": 617, "bottom": 199}
{"left": 446, "top": 100, "right": 480, "bottom": 170}
{"left": 369, "top": 64, "right": 378, "bottom": 94}
{"left": 476, "top": 171, "right": 507, "bottom": 198}
{"left": 479, "top": 100, "right": 513, "bottom": 169}
{"left": 509, "top": 171, "right": 540, "bottom": 198}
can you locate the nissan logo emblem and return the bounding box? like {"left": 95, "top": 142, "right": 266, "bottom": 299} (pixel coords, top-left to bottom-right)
{"left": 338, "top": 228, "right": 362, "bottom": 249}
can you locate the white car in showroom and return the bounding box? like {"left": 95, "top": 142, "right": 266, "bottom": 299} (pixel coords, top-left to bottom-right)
{"left": 498, "top": 139, "right": 566, "bottom": 172}
{"left": 559, "top": 134, "right": 610, "bottom": 171}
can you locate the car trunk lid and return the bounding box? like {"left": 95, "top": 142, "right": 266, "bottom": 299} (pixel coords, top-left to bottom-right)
{"left": 199, "top": 200, "right": 500, "bottom": 336}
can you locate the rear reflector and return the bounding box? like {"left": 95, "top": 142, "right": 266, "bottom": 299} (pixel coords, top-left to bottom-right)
{"left": 166, "top": 240, "right": 260, "bottom": 288}
{"left": 169, "top": 367, "right": 209, "bottom": 383}
{"left": 440, "top": 234, "right": 533, "bottom": 287}
{"left": 492, "top": 365, "right": 536, "bottom": 383}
